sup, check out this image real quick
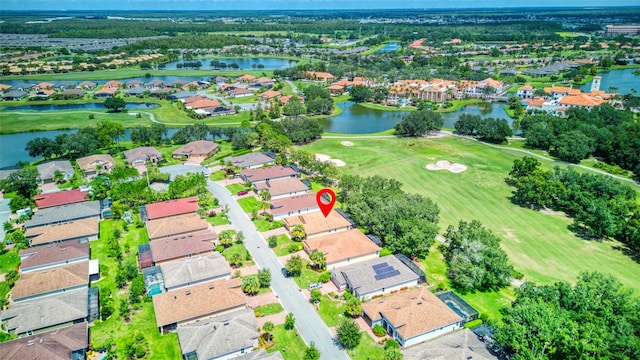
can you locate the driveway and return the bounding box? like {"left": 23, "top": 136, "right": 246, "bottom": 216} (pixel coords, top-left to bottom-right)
{"left": 159, "top": 164, "right": 209, "bottom": 181}
{"left": 207, "top": 180, "right": 349, "bottom": 360}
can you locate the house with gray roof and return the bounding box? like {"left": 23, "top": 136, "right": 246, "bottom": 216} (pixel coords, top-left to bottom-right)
{"left": 0, "top": 288, "right": 88, "bottom": 335}
{"left": 331, "top": 255, "right": 420, "bottom": 301}
{"left": 160, "top": 252, "right": 232, "bottom": 291}
{"left": 0, "top": 322, "right": 88, "bottom": 360}
{"left": 235, "top": 350, "right": 284, "bottom": 360}
{"left": 124, "top": 146, "right": 161, "bottom": 166}
{"left": 177, "top": 307, "right": 258, "bottom": 360}
{"left": 37, "top": 160, "right": 74, "bottom": 184}
{"left": 1, "top": 90, "right": 28, "bottom": 100}
{"left": 25, "top": 200, "right": 101, "bottom": 229}
{"left": 224, "top": 152, "right": 276, "bottom": 169}
{"left": 169, "top": 91, "right": 197, "bottom": 100}
{"left": 125, "top": 86, "right": 148, "bottom": 96}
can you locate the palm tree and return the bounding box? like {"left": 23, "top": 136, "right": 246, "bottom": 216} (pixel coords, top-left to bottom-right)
{"left": 309, "top": 250, "right": 327, "bottom": 270}
{"left": 290, "top": 224, "right": 306, "bottom": 242}
{"left": 262, "top": 321, "right": 274, "bottom": 343}
{"left": 219, "top": 232, "right": 233, "bottom": 247}
{"left": 259, "top": 190, "right": 271, "bottom": 202}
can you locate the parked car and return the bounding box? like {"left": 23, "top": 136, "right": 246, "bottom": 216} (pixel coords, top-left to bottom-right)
{"left": 281, "top": 267, "right": 291, "bottom": 278}
{"left": 237, "top": 190, "right": 249, "bottom": 196}
{"left": 308, "top": 282, "right": 322, "bottom": 291}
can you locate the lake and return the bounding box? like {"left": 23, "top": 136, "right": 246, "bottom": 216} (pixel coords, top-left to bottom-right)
{"left": 162, "top": 57, "right": 296, "bottom": 70}
{"left": 2, "top": 103, "right": 159, "bottom": 112}
{"left": 378, "top": 42, "right": 400, "bottom": 53}
{"left": 581, "top": 68, "right": 640, "bottom": 95}
{"left": 0, "top": 128, "right": 180, "bottom": 169}
{"left": 320, "top": 101, "right": 510, "bottom": 134}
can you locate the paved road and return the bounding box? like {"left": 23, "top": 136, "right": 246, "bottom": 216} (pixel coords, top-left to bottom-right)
{"left": 0, "top": 199, "right": 10, "bottom": 242}
{"left": 158, "top": 164, "right": 209, "bottom": 181}
{"left": 207, "top": 180, "right": 349, "bottom": 360}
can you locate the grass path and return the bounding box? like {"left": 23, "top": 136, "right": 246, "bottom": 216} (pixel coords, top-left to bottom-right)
{"left": 300, "top": 136, "right": 640, "bottom": 291}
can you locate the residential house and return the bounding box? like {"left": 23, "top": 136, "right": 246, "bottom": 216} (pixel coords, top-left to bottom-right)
{"left": 558, "top": 93, "right": 606, "bottom": 109}
{"left": 24, "top": 217, "right": 100, "bottom": 246}
{"left": 126, "top": 80, "right": 145, "bottom": 88}
{"left": 94, "top": 86, "right": 118, "bottom": 97}
{"left": 149, "top": 230, "right": 216, "bottom": 265}
{"left": 168, "top": 91, "right": 197, "bottom": 100}
{"left": 123, "top": 146, "right": 162, "bottom": 166}
{"left": 12, "top": 261, "right": 88, "bottom": 301}
{"left": 184, "top": 97, "right": 219, "bottom": 110}
{"left": 304, "top": 71, "right": 335, "bottom": 82}
{"left": 239, "top": 165, "right": 298, "bottom": 184}
{"left": 146, "top": 80, "right": 166, "bottom": 89}
{"left": 516, "top": 84, "right": 535, "bottom": 99}
{"left": 140, "top": 196, "right": 200, "bottom": 222}
{"left": 159, "top": 252, "right": 232, "bottom": 291}
{"left": 0, "top": 83, "right": 12, "bottom": 92}
{"left": 172, "top": 140, "right": 219, "bottom": 161}
{"left": 236, "top": 74, "right": 257, "bottom": 83}
{"left": 177, "top": 308, "right": 258, "bottom": 360}
{"left": 304, "top": 229, "right": 381, "bottom": 270}
{"left": 37, "top": 160, "right": 74, "bottom": 184}
{"left": 254, "top": 178, "right": 309, "bottom": 200}
{"left": 146, "top": 213, "right": 209, "bottom": 241}
{"left": 228, "top": 88, "right": 253, "bottom": 98}
{"left": 331, "top": 255, "right": 420, "bottom": 300}
{"left": 223, "top": 152, "right": 275, "bottom": 169}
{"left": 102, "top": 80, "right": 123, "bottom": 89}
{"left": 270, "top": 193, "right": 319, "bottom": 220}
{"left": 138, "top": 243, "right": 153, "bottom": 269}
{"left": 76, "top": 154, "right": 116, "bottom": 177}
{"left": 402, "top": 328, "right": 499, "bottom": 360}
{"left": 1, "top": 90, "right": 28, "bottom": 100}
{"left": 417, "top": 79, "right": 457, "bottom": 103}
{"left": 235, "top": 350, "right": 285, "bottom": 360}
{"left": 258, "top": 89, "right": 281, "bottom": 101}
{"left": 327, "top": 84, "right": 345, "bottom": 96}
{"left": 78, "top": 81, "right": 97, "bottom": 90}
{"left": 361, "top": 287, "right": 463, "bottom": 347}
{"left": 25, "top": 200, "right": 102, "bottom": 229}
{"left": 283, "top": 210, "right": 353, "bottom": 238}
{"left": 61, "top": 88, "right": 86, "bottom": 97}
{"left": 0, "top": 322, "right": 88, "bottom": 360}
{"left": 125, "top": 86, "right": 147, "bottom": 96}
{"left": 34, "top": 189, "right": 88, "bottom": 209}
{"left": 543, "top": 86, "right": 581, "bottom": 100}
{"left": 0, "top": 288, "right": 89, "bottom": 336}
{"left": 278, "top": 95, "right": 304, "bottom": 105}
{"left": 153, "top": 277, "right": 246, "bottom": 333}
{"left": 19, "top": 242, "right": 90, "bottom": 273}
{"left": 34, "top": 82, "right": 55, "bottom": 90}
{"left": 30, "top": 88, "right": 56, "bottom": 99}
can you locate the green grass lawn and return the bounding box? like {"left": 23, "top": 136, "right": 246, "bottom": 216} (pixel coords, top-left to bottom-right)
{"left": 209, "top": 170, "right": 226, "bottom": 181}
{"left": 237, "top": 196, "right": 264, "bottom": 213}
{"left": 300, "top": 137, "right": 640, "bottom": 292}
{"left": 347, "top": 331, "right": 386, "bottom": 360}
{"left": 206, "top": 213, "right": 230, "bottom": 226}
{"left": 317, "top": 295, "right": 348, "bottom": 327}
{"left": 90, "top": 220, "right": 180, "bottom": 359}
{"left": 254, "top": 302, "right": 284, "bottom": 316}
{"left": 267, "top": 325, "right": 308, "bottom": 360}
{"left": 0, "top": 248, "right": 20, "bottom": 274}
{"left": 272, "top": 234, "right": 298, "bottom": 257}
{"left": 220, "top": 243, "right": 254, "bottom": 267}
{"left": 293, "top": 266, "right": 323, "bottom": 290}
{"left": 254, "top": 217, "right": 284, "bottom": 232}
{"left": 226, "top": 183, "right": 249, "bottom": 194}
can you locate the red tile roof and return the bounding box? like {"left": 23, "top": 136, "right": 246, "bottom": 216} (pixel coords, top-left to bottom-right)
{"left": 144, "top": 196, "right": 199, "bottom": 220}
{"left": 34, "top": 190, "right": 88, "bottom": 209}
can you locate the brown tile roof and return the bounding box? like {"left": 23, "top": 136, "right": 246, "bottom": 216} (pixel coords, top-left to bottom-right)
{"left": 303, "top": 229, "right": 380, "bottom": 265}
{"left": 283, "top": 210, "right": 352, "bottom": 237}
{"left": 254, "top": 178, "right": 309, "bottom": 197}
{"left": 12, "top": 261, "right": 88, "bottom": 300}
{"left": 0, "top": 322, "right": 88, "bottom": 360}
{"left": 172, "top": 140, "right": 219, "bottom": 157}
{"left": 146, "top": 213, "right": 209, "bottom": 241}
{"left": 36, "top": 82, "right": 55, "bottom": 89}
{"left": 19, "top": 242, "right": 90, "bottom": 272}
{"left": 150, "top": 230, "right": 216, "bottom": 263}
{"left": 229, "top": 88, "right": 253, "bottom": 96}
{"left": 270, "top": 193, "right": 319, "bottom": 217}
{"left": 24, "top": 218, "right": 99, "bottom": 246}
{"left": 103, "top": 80, "right": 123, "bottom": 88}
{"left": 279, "top": 95, "right": 304, "bottom": 104}
{"left": 153, "top": 277, "right": 246, "bottom": 327}
{"left": 362, "top": 287, "right": 462, "bottom": 340}
{"left": 95, "top": 87, "right": 118, "bottom": 95}
{"left": 34, "top": 189, "right": 88, "bottom": 209}
{"left": 558, "top": 94, "right": 605, "bottom": 107}
{"left": 543, "top": 86, "right": 581, "bottom": 95}
{"left": 240, "top": 166, "right": 297, "bottom": 183}
{"left": 76, "top": 154, "right": 115, "bottom": 173}
{"left": 237, "top": 74, "right": 257, "bottom": 82}
{"left": 144, "top": 196, "right": 200, "bottom": 220}
{"left": 186, "top": 98, "right": 220, "bottom": 109}
{"left": 304, "top": 71, "right": 334, "bottom": 80}
{"left": 259, "top": 90, "right": 281, "bottom": 100}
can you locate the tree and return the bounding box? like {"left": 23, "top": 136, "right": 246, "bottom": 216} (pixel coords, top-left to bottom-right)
{"left": 257, "top": 268, "right": 271, "bottom": 288}
{"left": 394, "top": 109, "right": 443, "bottom": 137}
{"left": 304, "top": 342, "right": 321, "bottom": 360}
{"left": 550, "top": 130, "right": 594, "bottom": 163}
{"left": 285, "top": 254, "right": 305, "bottom": 277}
{"left": 5, "top": 269, "right": 20, "bottom": 287}
{"left": 309, "top": 249, "right": 326, "bottom": 269}
{"left": 290, "top": 224, "right": 306, "bottom": 241}
{"left": 385, "top": 347, "right": 403, "bottom": 360}
{"left": 284, "top": 312, "right": 295, "bottom": 330}
{"left": 509, "top": 156, "right": 541, "bottom": 179}
{"left": 282, "top": 96, "right": 306, "bottom": 117}
{"left": 345, "top": 297, "right": 362, "bottom": 318}
{"left": 103, "top": 97, "right": 127, "bottom": 112}
{"left": 337, "top": 319, "right": 362, "bottom": 349}
{"left": 96, "top": 120, "right": 125, "bottom": 149}
{"left": 310, "top": 289, "right": 322, "bottom": 303}
{"left": 443, "top": 220, "right": 513, "bottom": 293}
{"left": 241, "top": 275, "right": 260, "bottom": 295}
{"left": 350, "top": 85, "right": 373, "bottom": 103}
{"left": 259, "top": 190, "right": 271, "bottom": 202}
{"left": 1, "top": 167, "right": 39, "bottom": 198}
{"left": 25, "top": 137, "right": 60, "bottom": 159}
{"left": 219, "top": 231, "right": 233, "bottom": 247}
{"left": 268, "top": 235, "right": 278, "bottom": 248}
{"left": 262, "top": 321, "right": 274, "bottom": 343}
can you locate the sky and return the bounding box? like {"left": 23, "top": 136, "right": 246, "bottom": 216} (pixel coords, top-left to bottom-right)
{"left": 3, "top": 0, "right": 639, "bottom": 11}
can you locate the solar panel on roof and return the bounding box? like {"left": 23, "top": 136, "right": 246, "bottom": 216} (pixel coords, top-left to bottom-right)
{"left": 374, "top": 269, "right": 401, "bottom": 281}
{"left": 372, "top": 263, "right": 389, "bottom": 272}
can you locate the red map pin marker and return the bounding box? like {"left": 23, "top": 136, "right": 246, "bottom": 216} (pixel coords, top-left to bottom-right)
{"left": 316, "top": 188, "right": 336, "bottom": 218}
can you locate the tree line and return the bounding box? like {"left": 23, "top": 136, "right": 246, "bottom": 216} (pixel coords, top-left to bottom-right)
{"left": 509, "top": 156, "right": 640, "bottom": 252}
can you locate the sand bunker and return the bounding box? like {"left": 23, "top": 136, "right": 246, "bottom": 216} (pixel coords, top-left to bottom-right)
{"left": 426, "top": 160, "right": 467, "bottom": 173}
{"left": 315, "top": 153, "right": 346, "bottom": 167}
{"left": 341, "top": 141, "right": 354, "bottom": 146}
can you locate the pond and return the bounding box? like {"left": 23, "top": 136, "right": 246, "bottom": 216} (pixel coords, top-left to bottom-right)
{"left": 320, "top": 101, "right": 511, "bottom": 134}
{"left": 378, "top": 42, "right": 400, "bottom": 53}
{"left": 581, "top": 68, "right": 640, "bottom": 95}
{"left": 0, "top": 128, "right": 181, "bottom": 169}
{"left": 2, "top": 103, "right": 159, "bottom": 112}
{"left": 161, "top": 57, "right": 296, "bottom": 70}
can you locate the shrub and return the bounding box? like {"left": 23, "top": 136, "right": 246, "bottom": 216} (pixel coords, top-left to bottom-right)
{"left": 287, "top": 243, "right": 300, "bottom": 253}
{"left": 511, "top": 269, "right": 525, "bottom": 280}
{"left": 268, "top": 235, "right": 278, "bottom": 248}
{"left": 385, "top": 339, "right": 400, "bottom": 350}
{"left": 479, "top": 313, "right": 489, "bottom": 323}
{"left": 379, "top": 248, "right": 393, "bottom": 257}
{"left": 372, "top": 324, "right": 387, "bottom": 337}
{"left": 319, "top": 272, "right": 331, "bottom": 283}
{"left": 464, "top": 319, "right": 483, "bottom": 328}
{"left": 215, "top": 245, "right": 224, "bottom": 252}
